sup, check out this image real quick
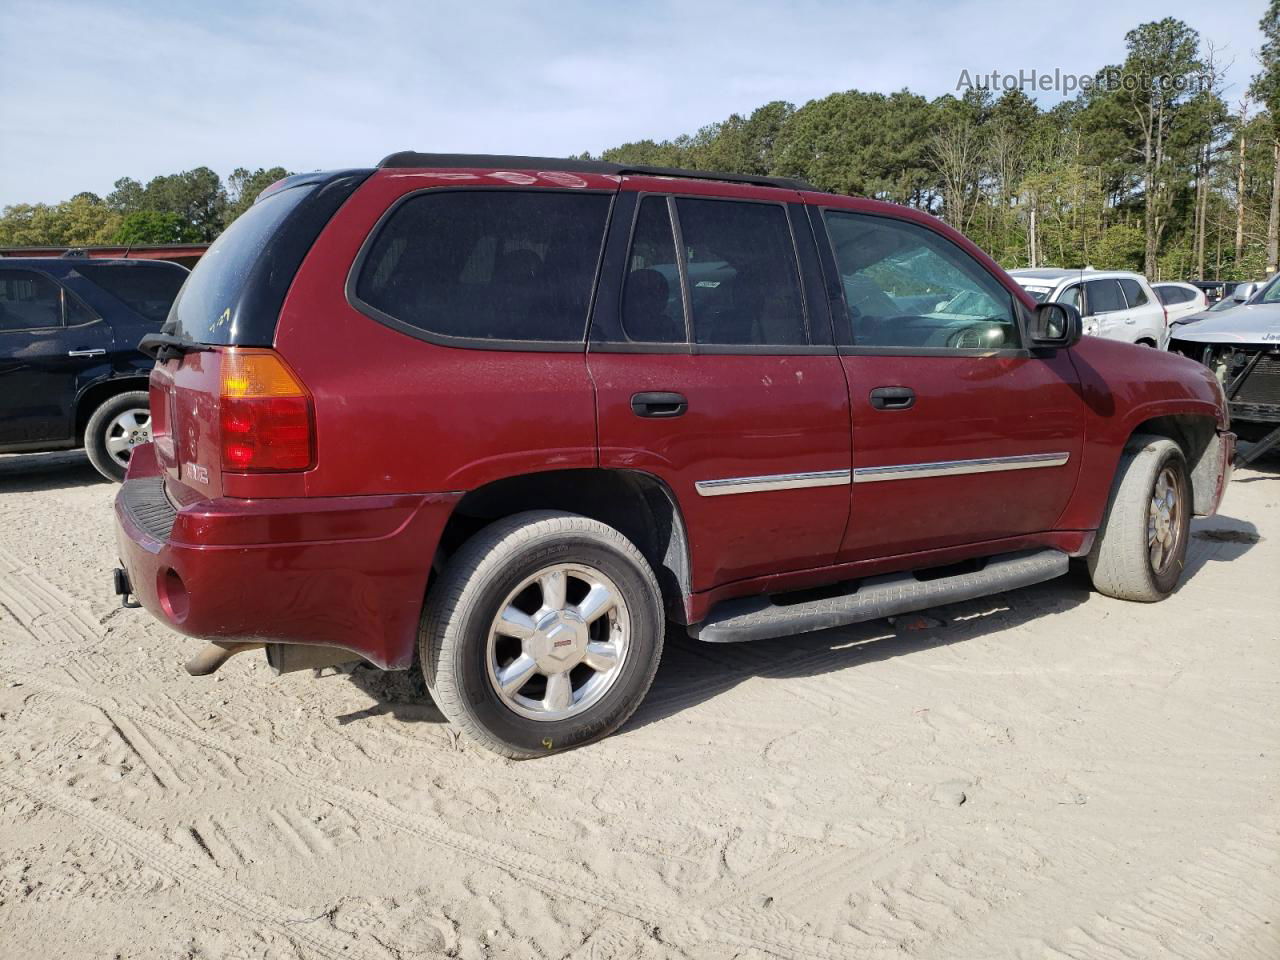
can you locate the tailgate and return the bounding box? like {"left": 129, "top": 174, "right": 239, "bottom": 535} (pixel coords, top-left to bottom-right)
{"left": 149, "top": 350, "right": 223, "bottom": 501}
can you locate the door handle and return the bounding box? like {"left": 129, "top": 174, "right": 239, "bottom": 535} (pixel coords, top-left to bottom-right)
{"left": 67, "top": 349, "right": 106, "bottom": 358}
{"left": 869, "top": 386, "right": 915, "bottom": 410}
{"left": 631, "top": 391, "right": 688, "bottom": 418}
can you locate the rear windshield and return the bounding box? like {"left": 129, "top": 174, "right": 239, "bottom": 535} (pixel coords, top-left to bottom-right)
{"left": 76, "top": 262, "right": 186, "bottom": 323}
{"left": 166, "top": 184, "right": 315, "bottom": 343}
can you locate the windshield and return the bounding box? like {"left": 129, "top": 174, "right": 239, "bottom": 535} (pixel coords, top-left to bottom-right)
{"left": 166, "top": 184, "right": 315, "bottom": 344}
{"left": 1018, "top": 285, "right": 1052, "bottom": 303}
{"left": 1254, "top": 275, "right": 1280, "bottom": 304}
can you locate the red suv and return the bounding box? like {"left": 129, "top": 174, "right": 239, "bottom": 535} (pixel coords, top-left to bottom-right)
{"left": 114, "top": 154, "right": 1234, "bottom": 757}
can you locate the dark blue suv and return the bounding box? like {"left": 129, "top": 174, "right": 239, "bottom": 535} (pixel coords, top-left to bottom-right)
{"left": 0, "top": 257, "right": 187, "bottom": 480}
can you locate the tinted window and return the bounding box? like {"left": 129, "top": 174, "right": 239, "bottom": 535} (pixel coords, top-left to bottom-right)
{"left": 824, "top": 211, "right": 1019, "bottom": 350}
{"left": 170, "top": 183, "right": 315, "bottom": 344}
{"left": 65, "top": 291, "right": 98, "bottom": 325}
{"left": 76, "top": 263, "right": 186, "bottom": 323}
{"left": 1059, "top": 284, "right": 1082, "bottom": 310}
{"left": 0, "top": 270, "right": 62, "bottom": 331}
{"left": 675, "top": 198, "right": 806, "bottom": 346}
{"left": 1118, "top": 278, "right": 1149, "bottom": 307}
{"left": 620, "top": 197, "right": 686, "bottom": 343}
{"left": 1085, "top": 279, "right": 1126, "bottom": 314}
{"left": 356, "top": 190, "right": 611, "bottom": 344}
{"left": 1155, "top": 285, "right": 1193, "bottom": 305}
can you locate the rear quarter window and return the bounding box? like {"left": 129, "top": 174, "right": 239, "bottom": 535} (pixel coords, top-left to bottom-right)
{"left": 75, "top": 263, "right": 186, "bottom": 323}
{"left": 1118, "top": 278, "right": 1150, "bottom": 307}
{"left": 352, "top": 189, "right": 613, "bottom": 346}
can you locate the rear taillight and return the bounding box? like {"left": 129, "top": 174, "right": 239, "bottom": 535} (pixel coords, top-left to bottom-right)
{"left": 218, "top": 349, "right": 314, "bottom": 472}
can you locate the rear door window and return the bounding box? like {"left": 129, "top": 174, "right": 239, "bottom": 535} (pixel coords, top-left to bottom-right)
{"left": 1118, "top": 278, "right": 1149, "bottom": 308}
{"left": 75, "top": 263, "right": 186, "bottom": 323}
{"left": 675, "top": 198, "right": 807, "bottom": 346}
{"left": 0, "top": 270, "right": 63, "bottom": 330}
{"left": 354, "top": 190, "right": 612, "bottom": 345}
{"left": 620, "top": 197, "right": 686, "bottom": 343}
{"left": 1084, "top": 279, "right": 1126, "bottom": 314}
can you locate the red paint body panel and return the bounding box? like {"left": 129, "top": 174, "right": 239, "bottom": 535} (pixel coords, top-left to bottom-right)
{"left": 1057, "top": 334, "right": 1230, "bottom": 530}
{"left": 589, "top": 352, "right": 851, "bottom": 588}
{"left": 115, "top": 445, "right": 458, "bottom": 669}
{"left": 113, "top": 162, "right": 1235, "bottom": 670}
{"left": 839, "top": 351, "right": 1083, "bottom": 560}
{"left": 275, "top": 170, "right": 604, "bottom": 498}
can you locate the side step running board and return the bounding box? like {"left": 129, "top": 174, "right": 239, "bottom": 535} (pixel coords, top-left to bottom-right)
{"left": 689, "top": 549, "right": 1069, "bottom": 643}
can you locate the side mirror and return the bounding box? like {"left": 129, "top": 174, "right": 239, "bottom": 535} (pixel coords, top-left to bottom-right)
{"left": 1235, "top": 282, "right": 1259, "bottom": 302}
{"left": 1029, "top": 302, "right": 1082, "bottom": 349}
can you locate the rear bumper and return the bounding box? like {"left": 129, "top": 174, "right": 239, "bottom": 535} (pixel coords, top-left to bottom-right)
{"left": 113, "top": 445, "right": 460, "bottom": 669}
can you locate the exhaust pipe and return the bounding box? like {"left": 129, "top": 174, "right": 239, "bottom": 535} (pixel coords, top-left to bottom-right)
{"left": 184, "top": 641, "right": 264, "bottom": 676}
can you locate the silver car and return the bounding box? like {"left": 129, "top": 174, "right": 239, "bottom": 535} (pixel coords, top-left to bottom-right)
{"left": 1169, "top": 275, "right": 1280, "bottom": 463}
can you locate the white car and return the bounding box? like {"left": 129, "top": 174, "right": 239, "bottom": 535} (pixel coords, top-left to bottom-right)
{"left": 1008, "top": 269, "right": 1168, "bottom": 348}
{"left": 1152, "top": 281, "right": 1209, "bottom": 324}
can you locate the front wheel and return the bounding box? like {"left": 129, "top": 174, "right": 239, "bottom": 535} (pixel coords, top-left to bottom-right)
{"left": 84, "top": 390, "right": 151, "bottom": 482}
{"left": 420, "top": 511, "right": 664, "bottom": 758}
{"left": 1087, "top": 435, "right": 1191, "bottom": 602}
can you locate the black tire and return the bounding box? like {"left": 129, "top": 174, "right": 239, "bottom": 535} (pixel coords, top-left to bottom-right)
{"left": 1087, "top": 434, "right": 1191, "bottom": 602}
{"left": 84, "top": 390, "right": 151, "bottom": 483}
{"left": 420, "top": 511, "right": 664, "bottom": 758}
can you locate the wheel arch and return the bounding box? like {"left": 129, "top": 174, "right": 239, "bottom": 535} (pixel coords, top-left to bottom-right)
{"left": 75, "top": 375, "right": 150, "bottom": 444}
{"left": 1124, "top": 413, "right": 1222, "bottom": 515}
{"left": 433, "top": 468, "right": 693, "bottom": 624}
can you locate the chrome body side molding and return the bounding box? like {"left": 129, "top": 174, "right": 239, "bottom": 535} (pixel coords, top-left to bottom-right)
{"left": 695, "top": 469, "right": 851, "bottom": 497}
{"left": 695, "top": 453, "right": 1070, "bottom": 496}
{"left": 852, "top": 452, "right": 1071, "bottom": 483}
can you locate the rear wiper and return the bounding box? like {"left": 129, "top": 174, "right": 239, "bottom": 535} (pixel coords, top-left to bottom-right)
{"left": 138, "top": 333, "right": 214, "bottom": 363}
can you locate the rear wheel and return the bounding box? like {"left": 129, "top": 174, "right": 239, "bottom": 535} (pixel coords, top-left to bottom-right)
{"left": 1087, "top": 435, "right": 1191, "bottom": 601}
{"left": 84, "top": 391, "right": 151, "bottom": 482}
{"left": 420, "top": 511, "right": 664, "bottom": 758}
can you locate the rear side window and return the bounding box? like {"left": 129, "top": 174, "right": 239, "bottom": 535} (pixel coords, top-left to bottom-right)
{"left": 620, "top": 197, "right": 686, "bottom": 343}
{"left": 1118, "top": 278, "right": 1149, "bottom": 307}
{"left": 675, "top": 198, "right": 807, "bottom": 346}
{"left": 1085, "top": 279, "right": 1126, "bottom": 314}
{"left": 0, "top": 269, "right": 62, "bottom": 330}
{"left": 76, "top": 263, "right": 186, "bottom": 324}
{"left": 354, "top": 190, "right": 612, "bottom": 345}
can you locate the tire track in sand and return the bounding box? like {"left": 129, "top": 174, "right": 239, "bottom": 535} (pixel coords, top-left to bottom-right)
{"left": 0, "top": 768, "right": 384, "bottom": 960}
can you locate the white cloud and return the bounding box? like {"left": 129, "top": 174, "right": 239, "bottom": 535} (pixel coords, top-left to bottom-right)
{"left": 0, "top": 0, "right": 1262, "bottom": 206}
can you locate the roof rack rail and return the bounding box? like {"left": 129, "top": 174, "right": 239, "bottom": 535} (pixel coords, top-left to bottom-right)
{"left": 376, "top": 152, "right": 817, "bottom": 192}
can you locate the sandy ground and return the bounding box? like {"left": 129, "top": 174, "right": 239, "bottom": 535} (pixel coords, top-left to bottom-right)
{"left": 0, "top": 450, "right": 1277, "bottom": 960}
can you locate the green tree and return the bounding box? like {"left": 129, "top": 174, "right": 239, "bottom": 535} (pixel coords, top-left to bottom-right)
{"left": 112, "top": 210, "right": 201, "bottom": 244}
{"left": 225, "top": 166, "right": 292, "bottom": 222}
{"left": 1251, "top": 0, "right": 1280, "bottom": 271}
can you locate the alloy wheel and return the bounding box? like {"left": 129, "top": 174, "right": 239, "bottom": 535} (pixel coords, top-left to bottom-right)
{"left": 485, "top": 562, "right": 630, "bottom": 722}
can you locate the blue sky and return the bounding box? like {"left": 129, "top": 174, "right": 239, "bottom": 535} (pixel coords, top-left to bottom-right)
{"left": 0, "top": 0, "right": 1265, "bottom": 207}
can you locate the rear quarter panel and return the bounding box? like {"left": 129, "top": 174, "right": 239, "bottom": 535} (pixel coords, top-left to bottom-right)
{"left": 1055, "top": 335, "right": 1227, "bottom": 530}
{"left": 273, "top": 170, "right": 622, "bottom": 497}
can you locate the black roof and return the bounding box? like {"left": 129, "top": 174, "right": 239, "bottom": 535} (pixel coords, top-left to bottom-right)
{"left": 377, "top": 152, "right": 816, "bottom": 192}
